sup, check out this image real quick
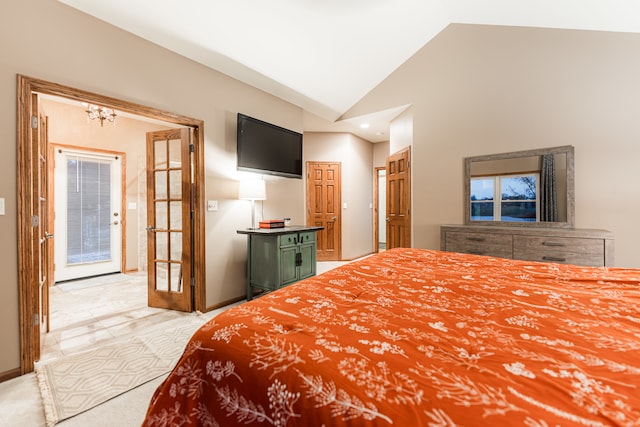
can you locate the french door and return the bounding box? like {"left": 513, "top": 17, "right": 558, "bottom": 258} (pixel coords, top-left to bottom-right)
{"left": 33, "top": 94, "right": 52, "bottom": 361}
{"left": 53, "top": 148, "right": 123, "bottom": 282}
{"left": 146, "top": 128, "right": 193, "bottom": 312}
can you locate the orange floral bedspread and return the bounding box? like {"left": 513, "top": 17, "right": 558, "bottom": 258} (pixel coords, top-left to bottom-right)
{"left": 143, "top": 248, "right": 640, "bottom": 426}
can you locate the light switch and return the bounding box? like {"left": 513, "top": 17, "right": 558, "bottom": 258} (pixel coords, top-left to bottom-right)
{"left": 128, "top": 202, "right": 137, "bottom": 210}
{"left": 0, "top": 198, "right": 4, "bottom": 215}
{"left": 207, "top": 200, "right": 218, "bottom": 211}
{"left": 343, "top": 202, "right": 347, "bottom": 209}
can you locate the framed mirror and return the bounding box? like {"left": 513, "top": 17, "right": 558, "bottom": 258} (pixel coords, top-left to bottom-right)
{"left": 464, "top": 145, "right": 574, "bottom": 228}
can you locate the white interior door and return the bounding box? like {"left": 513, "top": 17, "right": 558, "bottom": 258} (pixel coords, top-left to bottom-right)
{"left": 54, "top": 148, "right": 122, "bottom": 282}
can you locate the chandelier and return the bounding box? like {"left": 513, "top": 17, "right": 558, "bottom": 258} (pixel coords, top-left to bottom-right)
{"left": 83, "top": 103, "right": 117, "bottom": 126}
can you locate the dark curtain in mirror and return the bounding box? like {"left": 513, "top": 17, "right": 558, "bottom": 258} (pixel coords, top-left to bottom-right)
{"left": 540, "top": 154, "right": 558, "bottom": 222}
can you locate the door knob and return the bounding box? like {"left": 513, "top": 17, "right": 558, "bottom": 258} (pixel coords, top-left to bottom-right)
{"left": 146, "top": 226, "right": 156, "bottom": 232}
{"left": 332, "top": 216, "right": 337, "bottom": 221}
{"left": 113, "top": 220, "right": 120, "bottom": 225}
{"left": 44, "top": 232, "right": 54, "bottom": 240}
{"left": 386, "top": 218, "right": 391, "bottom": 222}
{"left": 113, "top": 212, "right": 119, "bottom": 217}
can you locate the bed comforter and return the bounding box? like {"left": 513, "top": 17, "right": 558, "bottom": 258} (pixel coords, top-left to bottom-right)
{"left": 143, "top": 248, "right": 640, "bottom": 426}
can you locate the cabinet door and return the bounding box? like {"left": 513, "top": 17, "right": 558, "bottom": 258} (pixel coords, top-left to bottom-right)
{"left": 298, "top": 242, "right": 316, "bottom": 280}
{"left": 249, "top": 235, "right": 280, "bottom": 289}
{"left": 280, "top": 246, "right": 299, "bottom": 286}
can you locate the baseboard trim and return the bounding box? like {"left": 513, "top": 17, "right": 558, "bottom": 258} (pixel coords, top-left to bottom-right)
{"left": 203, "top": 295, "right": 246, "bottom": 313}
{"left": 340, "top": 252, "right": 374, "bottom": 262}
{"left": 0, "top": 367, "right": 22, "bottom": 383}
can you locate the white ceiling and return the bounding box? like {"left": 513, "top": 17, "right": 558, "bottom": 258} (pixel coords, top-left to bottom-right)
{"left": 57, "top": 0, "right": 640, "bottom": 142}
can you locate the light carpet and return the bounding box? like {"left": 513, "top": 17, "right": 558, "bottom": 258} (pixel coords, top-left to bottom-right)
{"left": 35, "top": 315, "right": 206, "bottom": 426}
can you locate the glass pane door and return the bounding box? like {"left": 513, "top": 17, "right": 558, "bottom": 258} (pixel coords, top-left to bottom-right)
{"left": 53, "top": 149, "right": 122, "bottom": 282}
{"left": 146, "top": 128, "right": 192, "bottom": 312}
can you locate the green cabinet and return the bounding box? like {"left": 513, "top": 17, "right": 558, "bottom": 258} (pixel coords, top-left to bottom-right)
{"left": 237, "top": 226, "right": 323, "bottom": 300}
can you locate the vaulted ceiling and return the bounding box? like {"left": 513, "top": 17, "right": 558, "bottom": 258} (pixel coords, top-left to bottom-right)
{"left": 57, "top": 0, "right": 640, "bottom": 141}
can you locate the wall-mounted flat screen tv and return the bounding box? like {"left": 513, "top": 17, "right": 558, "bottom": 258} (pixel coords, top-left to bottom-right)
{"left": 236, "top": 113, "right": 303, "bottom": 179}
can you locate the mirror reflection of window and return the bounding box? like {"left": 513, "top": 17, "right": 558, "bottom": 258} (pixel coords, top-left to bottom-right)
{"left": 470, "top": 178, "right": 494, "bottom": 220}
{"left": 471, "top": 174, "right": 539, "bottom": 222}
{"left": 500, "top": 174, "right": 538, "bottom": 222}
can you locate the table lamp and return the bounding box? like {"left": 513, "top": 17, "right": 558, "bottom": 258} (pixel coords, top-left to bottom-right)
{"left": 238, "top": 179, "right": 266, "bottom": 229}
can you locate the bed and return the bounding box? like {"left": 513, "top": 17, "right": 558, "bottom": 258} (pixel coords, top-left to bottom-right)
{"left": 143, "top": 248, "right": 640, "bottom": 426}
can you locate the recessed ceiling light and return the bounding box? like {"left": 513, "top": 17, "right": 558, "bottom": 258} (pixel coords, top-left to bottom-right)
{"left": 360, "top": 123, "right": 370, "bottom": 128}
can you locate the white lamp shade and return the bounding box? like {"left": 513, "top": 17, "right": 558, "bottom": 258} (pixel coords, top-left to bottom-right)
{"left": 238, "top": 179, "right": 266, "bottom": 200}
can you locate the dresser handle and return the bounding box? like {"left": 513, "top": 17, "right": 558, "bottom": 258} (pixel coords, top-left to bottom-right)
{"left": 543, "top": 256, "right": 566, "bottom": 262}
{"left": 468, "top": 250, "right": 485, "bottom": 255}
{"left": 542, "top": 241, "right": 566, "bottom": 247}
{"left": 466, "top": 237, "right": 486, "bottom": 242}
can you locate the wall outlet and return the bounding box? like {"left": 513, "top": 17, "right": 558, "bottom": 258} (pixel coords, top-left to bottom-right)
{"left": 207, "top": 200, "right": 218, "bottom": 211}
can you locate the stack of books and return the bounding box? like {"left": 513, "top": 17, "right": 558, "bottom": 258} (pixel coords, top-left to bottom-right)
{"left": 259, "top": 219, "right": 285, "bottom": 229}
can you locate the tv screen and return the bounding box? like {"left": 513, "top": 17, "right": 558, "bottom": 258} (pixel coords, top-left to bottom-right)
{"left": 237, "top": 113, "right": 303, "bottom": 179}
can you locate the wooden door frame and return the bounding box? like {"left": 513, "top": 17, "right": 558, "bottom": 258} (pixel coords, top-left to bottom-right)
{"left": 17, "top": 75, "right": 206, "bottom": 374}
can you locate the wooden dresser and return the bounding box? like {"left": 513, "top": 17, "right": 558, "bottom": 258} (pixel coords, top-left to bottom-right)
{"left": 440, "top": 225, "right": 614, "bottom": 267}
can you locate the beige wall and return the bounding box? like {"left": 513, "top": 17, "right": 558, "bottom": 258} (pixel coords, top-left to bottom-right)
{"left": 389, "top": 108, "right": 414, "bottom": 155}
{"left": 0, "top": 0, "right": 304, "bottom": 374}
{"left": 304, "top": 133, "right": 374, "bottom": 259}
{"left": 344, "top": 24, "right": 640, "bottom": 268}
{"left": 373, "top": 141, "right": 390, "bottom": 168}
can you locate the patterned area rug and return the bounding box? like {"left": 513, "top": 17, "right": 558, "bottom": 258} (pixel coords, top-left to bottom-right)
{"left": 35, "top": 315, "right": 206, "bottom": 426}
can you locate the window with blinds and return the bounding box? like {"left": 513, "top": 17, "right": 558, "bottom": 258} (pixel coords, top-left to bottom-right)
{"left": 66, "top": 157, "right": 112, "bottom": 264}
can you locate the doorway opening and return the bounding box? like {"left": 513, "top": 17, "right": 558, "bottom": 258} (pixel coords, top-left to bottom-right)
{"left": 374, "top": 167, "right": 386, "bottom": 252}
{"left": 17, "top": 75, "right": 206, "bottom": 374}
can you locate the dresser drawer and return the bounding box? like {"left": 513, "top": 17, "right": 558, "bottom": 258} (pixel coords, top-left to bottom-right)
{"left": 445, "top": 231, "right": 512, "bottom": 258}
{"left": 280, "top": 233, "right": 298, "bottom": 247}
{"left": 513, "top": 235, "right": 604, "bottom": 266}
{"left": 280, "top": 231, "right": 316, "bottom": 248}
{"left": 298, "top": 231, "right": 316, "bottom": 245}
